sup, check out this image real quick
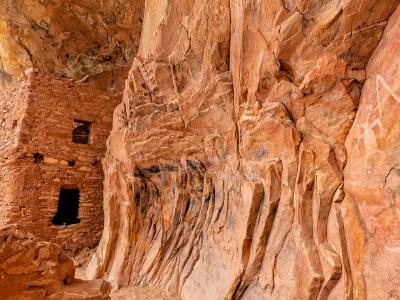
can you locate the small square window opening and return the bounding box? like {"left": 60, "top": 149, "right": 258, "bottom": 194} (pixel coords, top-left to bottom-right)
{"left": 72, "top": 120, "right": 92, "bottom": 144}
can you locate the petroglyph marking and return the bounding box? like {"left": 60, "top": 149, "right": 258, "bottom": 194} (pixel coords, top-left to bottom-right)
{"left": 376, "top": 74, "right": 400, "bottom": 116}
{"left": 361, "top": 75, "right": 400, "bottom": 150}
{"left": 384, "top": 245, "right": 400, "bottom": 253}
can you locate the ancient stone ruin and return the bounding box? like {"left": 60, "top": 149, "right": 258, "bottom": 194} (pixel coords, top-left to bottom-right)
{"left": 2, "top": 0, "right": 400, "bottom": 299}
{"left": 0, "top": 70, "right": 118, "bottom": 253}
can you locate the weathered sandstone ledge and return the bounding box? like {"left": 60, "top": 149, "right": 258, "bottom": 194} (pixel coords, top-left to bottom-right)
{"left": 0, "top": 226, "right": 110, "bottom": 299}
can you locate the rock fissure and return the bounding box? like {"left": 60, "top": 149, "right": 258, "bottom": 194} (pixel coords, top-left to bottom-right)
{"left": 85, "top": 1, "right": 400, "bottom": 299}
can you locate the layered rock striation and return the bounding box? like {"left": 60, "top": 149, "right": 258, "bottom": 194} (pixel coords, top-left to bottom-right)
{"left": 86, "top": 0, "right": 400, "bottom": 299}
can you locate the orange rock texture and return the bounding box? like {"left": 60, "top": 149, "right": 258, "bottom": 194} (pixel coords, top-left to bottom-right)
{"left": 0, "top": 226, "right": 110, "bottom": 299}
{"left": 83, "top": 0, "right": 400, "bottom": 299}
{"left": 344, "top": 6, "right": 400, "bottom": 299}
{"left": 1, "top": 0, "right": 400, "bottom": 299}
{"left": 0, "top": 0, "right": 145, "bottom": 92}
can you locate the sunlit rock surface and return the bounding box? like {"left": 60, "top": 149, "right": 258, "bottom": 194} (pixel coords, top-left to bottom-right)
{"left": 85, "top": 0, "right": 400, "bottom": 299}
{"left": 2, "top": 0, "right": 400, "bottom": 299}
{"left": 343, "top": 6, "right": 400, "bottom": 299}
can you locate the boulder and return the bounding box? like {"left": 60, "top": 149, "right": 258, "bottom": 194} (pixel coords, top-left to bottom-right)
{"left": 0, "top": 226, "right": 110, "bottom": 300}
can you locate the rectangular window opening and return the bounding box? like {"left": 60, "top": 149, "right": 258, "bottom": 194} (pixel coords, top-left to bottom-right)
{"left": 72, "top": 120, "right": 92, "bottom": 144}
{"left": 52, "top": 188, "right": 80, "bottom": 225}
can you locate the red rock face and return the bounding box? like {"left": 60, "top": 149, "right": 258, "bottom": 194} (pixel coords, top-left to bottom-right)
{"left": 1, "top": 0, "right": 400, "bottom": 299}
{"left": 84, "top": 0, "right": 400, "bottom": 299}
{"left": 0, "top": 226, "right": 110, "bottom": 299}
{"left": 0, "top": 0, "right": 145, "bottom": 92}
{"left": 344, "top": 6, "right": 400, "bottom": 299}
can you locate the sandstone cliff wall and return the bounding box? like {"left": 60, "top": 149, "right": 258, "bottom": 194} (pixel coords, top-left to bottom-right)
{"left": 86, "top": 1, "right": 400, "bottom": 299}
{"left": 343, "top": 6, "right": 400, "bottom": 299}
{"left": 1, "top": 0, "right": 400, "bottom": 299}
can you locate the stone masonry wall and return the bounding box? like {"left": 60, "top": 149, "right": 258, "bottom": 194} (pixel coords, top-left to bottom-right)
{"left": 0, "top": 77, "right": 30, "bottom": 226}
{"left": 0, "top": 76, "right": 29, "bottom": 163}
{"left": 0, "top": 71, "right": 119, "bottom": 252}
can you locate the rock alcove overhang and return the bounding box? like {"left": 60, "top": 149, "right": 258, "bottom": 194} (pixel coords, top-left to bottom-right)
{"left": 1, "top": 0, "right": 400, "bottom": 299}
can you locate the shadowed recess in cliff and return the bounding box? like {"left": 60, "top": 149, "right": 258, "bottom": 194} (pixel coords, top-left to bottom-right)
{"left": 0, "top": 0, "right": 146, "bottom": 92}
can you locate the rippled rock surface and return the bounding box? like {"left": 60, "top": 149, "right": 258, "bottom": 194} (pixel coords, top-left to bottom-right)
{"left": 85, "top": 1, "right": 400, "bottom": 299}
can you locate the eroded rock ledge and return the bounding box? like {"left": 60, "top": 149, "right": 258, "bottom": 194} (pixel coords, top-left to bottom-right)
{"left": 0, "top": 0, "right": 145, "bottom": 92}
{"left": 85, "top": 0, "right": 400, "bottom": 299}
{"left": 0, "top": 226, "right": 110, "bottom": 299}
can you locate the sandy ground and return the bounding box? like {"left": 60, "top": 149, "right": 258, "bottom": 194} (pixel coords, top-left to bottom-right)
{"left": 76, "top": 268, "right": 180, "bottom": 300}
{"left": 73, "top": 249, "right": 180, "bottom": 300}
{"left": 110, "top": 287, "right": 181, "bottom": 300}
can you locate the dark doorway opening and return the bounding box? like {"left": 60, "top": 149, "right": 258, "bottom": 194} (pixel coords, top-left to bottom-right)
{"left": 52, "top": 188, "right": 80, "bottom": 225}
{"left": 72, "top": 120, "right": 92, "bottom": 144}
